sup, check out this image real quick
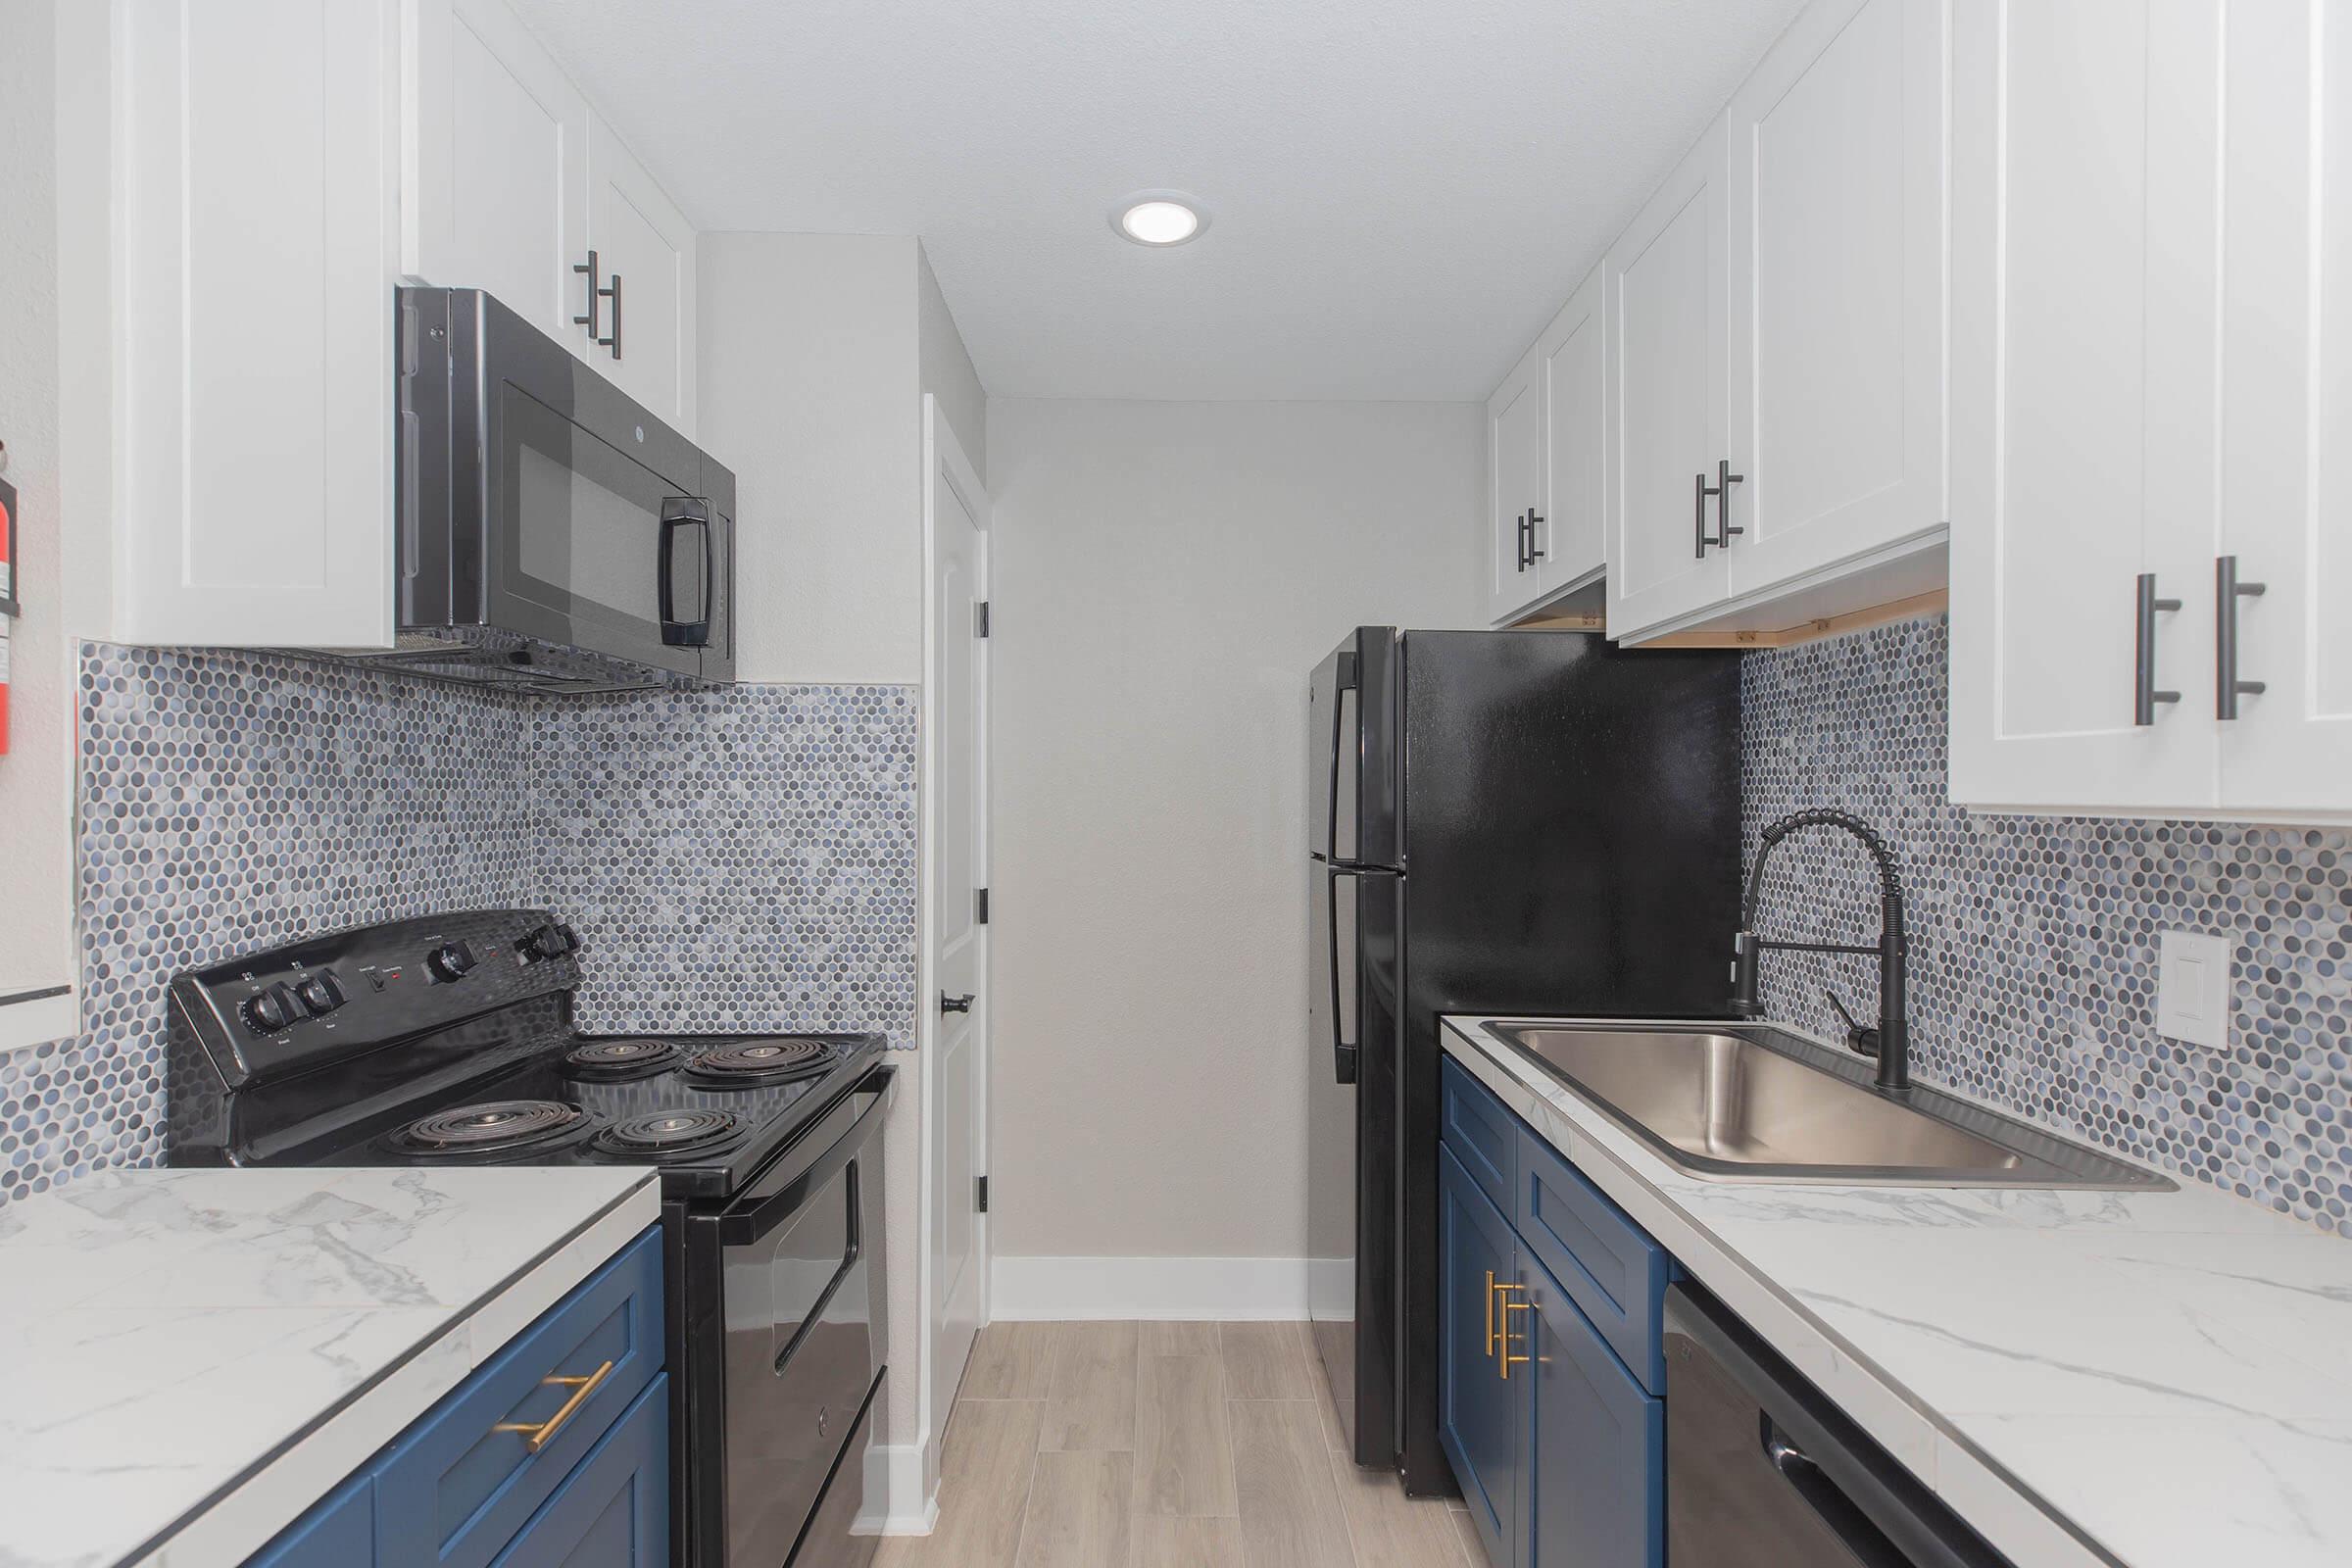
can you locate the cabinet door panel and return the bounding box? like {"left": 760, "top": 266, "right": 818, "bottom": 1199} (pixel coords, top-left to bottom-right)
{"left": 1539, "top": 266, "right": 1606, "bottom": 597}
{"left": 588, "top": 120, "right": 698, "bottom": 435}
{"left": 1949, "top": 0, "right": 2221, "bottom": 810}
{"left": 1726, "top": 0, "right": 1944, "bottom": 596}
{"left": 1606, "top": 118, "right": 1728, "bottom": 639}
{"left": 1488, "top": 347, "right": 1544, "bottom": 621}
{"left": 2219, "top": 1, "right": 2352, "bottom": 810}
{"left": 1524, "top": 1257, "right": 1663, "bottom": 1568}
{"left": 407, "top": 0, "right": 591, "bottom": 351}
{"left": 117, "top": 0, "right": 398, "bottom": 648}
{"left": 1438, "top": 1145, "right": 1519, "bottom": 1568}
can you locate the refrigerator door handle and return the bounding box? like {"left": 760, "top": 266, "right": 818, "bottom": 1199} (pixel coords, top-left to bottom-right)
{"left": 1328, "top": 866, "right": 1359, "bottom": 1085}
{"left": 1325, "top": 649, "right": 1358, "bottom": 862}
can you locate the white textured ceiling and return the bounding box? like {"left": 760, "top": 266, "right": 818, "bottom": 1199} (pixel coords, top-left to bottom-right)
{"left": 507, "top": 0, "right": 1806, "bottom": 401}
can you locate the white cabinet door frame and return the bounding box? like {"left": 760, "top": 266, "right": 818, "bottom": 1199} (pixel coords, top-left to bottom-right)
{"left": 116, "top": 0, "right": 399, "bottom": 649}
{"left": 1537, "top": 262, "right": 1607, "bottom": 600}
{"left": 404, "top": 0, "right": 591, "bottom": 352}
{"left": 587, "top": 119, "right": 699, "bottom": 436}
{"left": 1948, "top": 0, "right": 2223, "bottom": 813}
{"left": 1486, "top": 345, "right": 1545, "bottom": 622}
{"left": 1724, "top": 0, "right": 1947, "bottom": 598}
{"left": 1604, "top": 116, "right": 1730, "bottom": 639}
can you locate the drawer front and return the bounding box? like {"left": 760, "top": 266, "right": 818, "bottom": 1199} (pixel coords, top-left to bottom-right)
{"left": 1516, "top": 1130, "right": 1669, "bottom": 1394}
{"left": 249, "top": 1468, "right": 375, "bottom": 1568}
{"left": 1441, "top": 1056, "right": 1518, "bottom": 1218}
{"left": 376, "top": 1225, "right": 664, "bottom": 1568}
{"left": 1525, "top": 1250, "right": 1664, "bottom": 1568}
{"left": 489, "top": 1375, "right": 669, "bottom": 1568}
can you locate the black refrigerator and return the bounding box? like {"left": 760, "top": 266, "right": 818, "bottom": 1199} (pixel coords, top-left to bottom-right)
{"left": 1306, "top": 627, "right": 1741, "bottom": 1494}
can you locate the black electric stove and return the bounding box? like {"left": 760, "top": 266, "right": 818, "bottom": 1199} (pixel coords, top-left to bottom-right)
{"left": 163, "top": 908, "right": 894, "bottom": 1568}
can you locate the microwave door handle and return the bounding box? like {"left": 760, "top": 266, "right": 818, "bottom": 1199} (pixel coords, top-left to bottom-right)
{"left": 659, "top": 504, "right": 712, "bottom": 647}
{"left": 1329, "top": 867, "right": 1358, "bottom": 1085}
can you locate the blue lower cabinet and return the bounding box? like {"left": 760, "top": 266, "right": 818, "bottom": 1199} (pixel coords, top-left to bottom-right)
{"left": 1439, "top": 1144, "right": 1521, "bottom": 1568}
{"left": 244, "top": 1226, "right": 666, "bottom": 1568}
{"left": 490, "top": 1376, "right": 668, "bottom": 1568}
{"left": 1441, "top": 1066, "right": 1668, "bottom": 1568}
{"left": 1524, "top": 1257, "right": 1663, "bottom": 1568}
{"left": 248, "top": 1470, "right": 374, "bottom": 1568}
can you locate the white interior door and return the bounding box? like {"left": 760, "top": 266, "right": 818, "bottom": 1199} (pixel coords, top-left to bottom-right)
{"left": 922, "top": 397, "right": 991, "bottom": 1479}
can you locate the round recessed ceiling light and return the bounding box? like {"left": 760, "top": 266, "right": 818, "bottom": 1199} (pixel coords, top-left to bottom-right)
{"left": 1111, "top": 191, "right": 1208, "bottom": 247}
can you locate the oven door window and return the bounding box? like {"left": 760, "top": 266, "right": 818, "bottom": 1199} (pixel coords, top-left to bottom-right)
{"left": 722, "top": 1155, "right": 876, "bottom": 1566}
{"left": 495, "top": 380, "right": 705, "bottom": 677}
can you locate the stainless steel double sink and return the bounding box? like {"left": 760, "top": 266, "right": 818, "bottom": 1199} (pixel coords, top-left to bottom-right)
{"left": 1484, "top": 1020, "right": 2172, "bottom": 1190}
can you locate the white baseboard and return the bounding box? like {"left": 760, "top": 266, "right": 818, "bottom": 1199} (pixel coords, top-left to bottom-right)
{"left": 858, "top": 1440, "right": 937, "bottom": 1536}
{"left": 991, "top": 1255, "right": 1312, "bottom": 1320}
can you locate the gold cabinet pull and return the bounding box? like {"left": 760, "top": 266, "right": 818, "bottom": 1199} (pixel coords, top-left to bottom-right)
{"left": 1498, "top": 1299, "right": 1533, "bottom": 1380}
{"left": 492, "top": 1359, "right": 615, "bottom": 1452}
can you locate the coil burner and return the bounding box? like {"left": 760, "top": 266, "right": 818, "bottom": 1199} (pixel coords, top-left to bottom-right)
{"left": 390, "top": 1100, "right": 591, "bottom": 1156}
{"left": 563, "top": 1038, "right": 684, "bottom": 1082}
{"left": 681, "top": 1039, "right": 841, "bottom": 1088}
{"left": 593, "top": 1109, "right": 753, "bottom": 1160}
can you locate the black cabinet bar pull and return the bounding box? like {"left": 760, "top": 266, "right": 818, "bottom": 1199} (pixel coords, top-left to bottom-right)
{"left": 1526, "top": 508, "right": 1545, "bottom": 563}
{"left": 571, "top": 249, "right": 602, "bottom": 339}
{"left": 1711, "top": 459, "right": 1745, "bottom": 550}
{"left": 601, "top": 271, "right": 622, "bottom": 360}
{"left": 2216, "top": 555, "right": 2268, "bottom": 719}
{"left": 2133, "top": 572, "right": 2183, "bottom": 725}
{"left": 1693, "top": 472, "right": 1710, "bottom": 559}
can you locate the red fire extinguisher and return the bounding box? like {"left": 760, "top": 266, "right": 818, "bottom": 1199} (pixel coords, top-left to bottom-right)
{"left": 0, "top": 467, "right": 16, "bottom": 758}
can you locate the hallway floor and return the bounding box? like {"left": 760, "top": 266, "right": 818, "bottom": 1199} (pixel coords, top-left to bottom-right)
{"left": 877, "top": 1320, "right": 1485, "bottom": 1567}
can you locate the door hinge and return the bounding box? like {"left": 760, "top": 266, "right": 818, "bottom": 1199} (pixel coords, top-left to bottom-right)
{"left": 975, "top": 887, "right": 990, "bottom": 925}
{"left": 976, "top": 1176, "right": 989, "bottom": 1213}
{"left": 974, "top": 601, "right": 991, "bottom": 638}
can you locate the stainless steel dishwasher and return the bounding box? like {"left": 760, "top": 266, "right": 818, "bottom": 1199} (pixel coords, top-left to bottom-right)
{"left": 1664, "top": 1283, "right": 2016, "bottom": 1568}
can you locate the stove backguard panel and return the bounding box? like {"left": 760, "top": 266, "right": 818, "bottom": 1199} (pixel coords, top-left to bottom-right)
{"left": 0, "top": 644, "right": 916, "bottom": 1204}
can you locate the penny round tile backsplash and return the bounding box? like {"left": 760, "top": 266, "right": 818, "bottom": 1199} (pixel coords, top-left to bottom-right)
{"left": 0, "top": 645, "right": 916, "bottom": 1205}
{"left": 1744, "top": 615, "right": 2352, "bottom": 1232}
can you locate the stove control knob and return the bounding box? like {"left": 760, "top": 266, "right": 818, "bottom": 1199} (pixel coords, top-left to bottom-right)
{"left": 426, "top": 941, "right": 478, "bottom": 983}
{"left": 519, "top": 923, "right": 583, "bottom": 963}
{"left": 295, "top": 971, "right": 346, "bottom": 1017}
{"left": 241, "top": 985, "right": 297, "bottom": 1034}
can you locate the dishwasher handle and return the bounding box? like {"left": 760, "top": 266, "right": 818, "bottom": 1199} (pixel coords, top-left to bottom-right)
{"left": 1760, "top": 1414, "right": 1909, "bottom": 1568}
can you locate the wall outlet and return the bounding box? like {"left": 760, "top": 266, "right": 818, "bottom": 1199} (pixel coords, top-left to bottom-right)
{"left": 2156, "top": 929, "right": 2233, "bottom": 1051}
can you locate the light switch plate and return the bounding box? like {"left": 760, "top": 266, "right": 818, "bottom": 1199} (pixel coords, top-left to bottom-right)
{"left": 2156, "top": 929, "right": 2233, "bottom": 1051}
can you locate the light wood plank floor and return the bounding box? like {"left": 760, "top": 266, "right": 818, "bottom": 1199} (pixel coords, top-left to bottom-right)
{"left": 878, "top": 1321, "right": 1486, "bottom": 1568}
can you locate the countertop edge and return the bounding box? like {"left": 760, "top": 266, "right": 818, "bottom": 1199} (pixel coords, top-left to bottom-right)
{"left": 1440, "top": 1017, "right": 2123, "bottom": 1568}
{"left": 124, "top": 1172, "right": 662, "bottom": 1568}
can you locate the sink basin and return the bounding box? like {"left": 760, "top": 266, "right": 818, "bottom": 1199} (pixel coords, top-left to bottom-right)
{"left": 1486, "top": 1021, "right": 2173, "bottom": 1189}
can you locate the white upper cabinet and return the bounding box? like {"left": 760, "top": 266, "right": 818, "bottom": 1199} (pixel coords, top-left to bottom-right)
{"left": 1950, "top": 0, "right": 2349, "bottom": 821}
{"left": 1722, "top": 0, "right": 1946, "bottom": 598}
{"left": 1603, "top": 116, "right": 1729, "bottom": 638}
{"left": 1536, "top": 263, "right": 1607, "bottom": 601}
{"left": 586, "top": 119, "right": 699, "bottom": 435}
{"left": 405, "top": 0, "right": 697, "bottom": 433}
{"left": 405, "top": 0, "right": 590, "bottom": 352}
{"left": 114, "top": 0, "right": 401, "bottom": 649}
{"left": 1485, "top": 345, "right": 1544, "bottom": 620}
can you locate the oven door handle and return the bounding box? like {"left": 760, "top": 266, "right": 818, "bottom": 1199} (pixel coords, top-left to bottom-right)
{"left": 772, "top": 1159, "right": 862, "bottom": 1374}
{"left": 714, "top": 1065, "right": 895, "bottom": 1248}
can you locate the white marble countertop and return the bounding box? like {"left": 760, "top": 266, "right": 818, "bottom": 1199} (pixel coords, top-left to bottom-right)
{"left": 1444, "top": 1015, "right": 2352, "bottom": 1568}
{"left": 0, "top": 1165, "right": 662, "bottom": 1568}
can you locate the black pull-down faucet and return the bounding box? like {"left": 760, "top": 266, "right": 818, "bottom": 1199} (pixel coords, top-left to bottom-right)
{"left": 1728, "top": 808, "right": 1911, "bottom": 1096}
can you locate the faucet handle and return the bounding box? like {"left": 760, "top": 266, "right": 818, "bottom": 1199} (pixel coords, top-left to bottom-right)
{"left": 1826, "top": 990, "right": 1882, "bottom": 1059}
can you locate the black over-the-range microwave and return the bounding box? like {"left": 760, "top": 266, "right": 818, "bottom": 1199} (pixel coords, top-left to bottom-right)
{"left": 303, "top": 286, "right": 735, "bottom": 694}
